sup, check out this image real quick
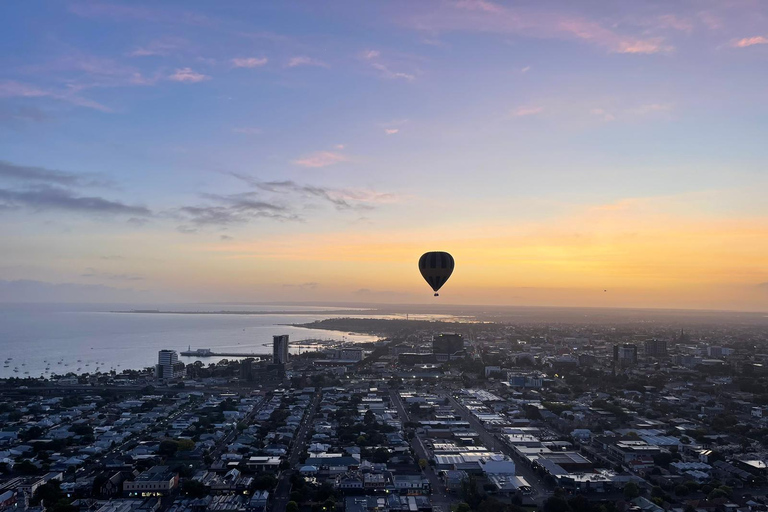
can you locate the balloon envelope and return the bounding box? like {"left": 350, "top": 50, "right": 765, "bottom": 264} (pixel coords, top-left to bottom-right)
{"left": 418, "top": 251, "right": 454, "bottom": 296}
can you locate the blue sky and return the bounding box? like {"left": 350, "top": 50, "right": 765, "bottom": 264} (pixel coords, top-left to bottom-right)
{"left": 1, "top": 1, "right": 767, "bottom": 309}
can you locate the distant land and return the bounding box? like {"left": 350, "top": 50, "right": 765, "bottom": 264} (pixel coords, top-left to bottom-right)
{"left": 112, "top": 308, "right": 376, "bottom": 316}
{"left": 112, "top": 302, "right": 768, "bottom": 327}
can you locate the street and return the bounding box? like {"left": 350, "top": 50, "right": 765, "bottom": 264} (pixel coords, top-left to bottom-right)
{"left": 272, "top": 390, "right": 322, "bottom": 512}
{"left": 445, "top": 394, "right": 552, "bottom": 506}
{"left": 389, "top": 388, "right": 457, "bottom": 511}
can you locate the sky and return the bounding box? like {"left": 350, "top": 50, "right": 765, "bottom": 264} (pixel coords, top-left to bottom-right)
{"left": 1, "top": 0, "right": 767, "bottom": 311}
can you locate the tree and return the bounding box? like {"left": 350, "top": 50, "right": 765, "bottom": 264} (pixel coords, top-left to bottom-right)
{"left": 159, "top": 440, "right": 178, "bottom": 457}
{"left": 177, "top": 439, "right": 195, "bottom": 452}
{"left": 15, "top": 459, "right": 38, "bottom": 475}
{"left": 624, "top": 481, "right": 640, "bottom": 500}
{"left": 674, "top": 484, "right": 689, "bottom": 497}
{"left": 364, "top": 410, "right": 375, "bottom": 425}
{"left": 286, "top": 501, "right": 299, "bottom": 512}
{"left": 33, "top": 481, "right": 63, "bottom": 506}
{"left": 454, "top": 503, "right": 471, "bottom": 512}
{"left": 543, "top": 496, "right": 571, "bottom": 512}
{"left": 182, "top": 480, "right": 208, "bottom": 498}
{"left": 418, "top": 459, "right": 428, "bottom": 470}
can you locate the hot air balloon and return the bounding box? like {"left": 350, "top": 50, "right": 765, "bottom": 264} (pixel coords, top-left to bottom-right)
{"left": 418, "top": 251, "right": 454, "bottom": 296}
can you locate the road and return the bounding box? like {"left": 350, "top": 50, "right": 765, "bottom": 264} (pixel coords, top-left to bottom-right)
{"left": 272, "top": 390, "right": 322, "bottom": 512}
{"left": 389, "top": 388, "right": 456, "bottom": 512}
{"left": 445, "top": 394, "right": 552, "bottom": 506}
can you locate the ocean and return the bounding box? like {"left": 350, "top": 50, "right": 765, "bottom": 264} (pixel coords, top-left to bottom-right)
{"left": 0, "top": 303, "right": 383, "bottom": 379}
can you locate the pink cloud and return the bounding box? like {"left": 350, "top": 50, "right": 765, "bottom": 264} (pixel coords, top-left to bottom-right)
{"left": 0, "top": 80, "right": 112, "bottom": 112}
{"left": 658, "top": 15, "right": 693, "bottom": 33}
{"left": 403, "top": 3, "right": 670, "bottom": 55}
{"left": 168, "top": 68, "right": 210, "bottom": 83}
{"left": 362, "top": 50, "right": 381, "bottom": 60}
{"left": 732, "top": 36, "right": 768, "bottom": 48}
{"left": 627, "top": 103, "right": 673, "bottom": 115}
{"left": 590, "top": 108, "right": 615, "bottom": 122}
{"left": 513, "top": 106, "right": 543, "bottom": 117}
{"left": 286, "top": 56, "right": 328, "bottom": 68}
{"left": 231, "top": 57, "right": 268, "bottom": 68}
{"left": 293, "top": 151, "right": 348, "bottom": 168}
{"left": 616, "top": 38, "right": 666, "bottom": 54}
{"left": 385, "top": 128, "right": 399, "bottom": 135}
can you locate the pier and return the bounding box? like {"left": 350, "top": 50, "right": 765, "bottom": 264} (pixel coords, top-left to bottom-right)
{"left": 180, "top": 349, "right": 266, "bottom": 358}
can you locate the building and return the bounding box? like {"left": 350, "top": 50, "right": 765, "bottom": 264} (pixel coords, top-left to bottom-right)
{"left": 123, "top": 466, "right": 179, "bottom": 497}
{"left": 613, "top": 344, "right": 638, "bottom": 365}
{"left": 240, "top": 358, "right": 255, "bottom": 382}
{"left": 644, "top": 339, "right": 667, "bottom": 357}
{"left": 339, "top": 348, "right": 364, "bottom": 361}
{"left": 272, "top": 335, "right": 289, "bottom": 365}
{"left": 707, "top": 346, "right": 733, "bottom": 357}
{"left": 433, "top": 333, "right": 464, "bottom": 355}
{"left": 155, "top": 350, "right": 184, "bottom": 381}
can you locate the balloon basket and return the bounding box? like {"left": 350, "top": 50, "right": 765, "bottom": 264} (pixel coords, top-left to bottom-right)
{"left": 434, "top": 293, "right": 439, "bottom": 297}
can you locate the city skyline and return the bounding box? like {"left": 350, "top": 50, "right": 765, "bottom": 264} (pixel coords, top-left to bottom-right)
{"left": 1, "top": 1, "right": 767, "bottom": 311}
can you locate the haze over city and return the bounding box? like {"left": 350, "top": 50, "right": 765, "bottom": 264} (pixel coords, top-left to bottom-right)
{"left": 1, "top": 1, "right": 767, "bottom": 311}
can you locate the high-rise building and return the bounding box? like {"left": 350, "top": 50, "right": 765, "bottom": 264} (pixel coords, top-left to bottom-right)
{"left": 273, "top": 335, "right": 289, "bottom": 365}
{"left": 613, "top": 344, "right": 638, "bottom": 365}
{"left": 240, "top": 358, "right": 255, "bottom": 382}
{"left": 644, "top": 338, "right": 668, "bottom": 357}
{"left": 433, "top": 333, "right": 464, "bottom": 355}
{"left": 156, "top": 350, "right": 185, "bottom": 381}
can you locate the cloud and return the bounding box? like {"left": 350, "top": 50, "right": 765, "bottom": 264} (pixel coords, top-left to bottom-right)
{"left": 229, "top": 173, "right": 398, "bottom": 211}
{"left": 370, "top": 62, "right": 416, "bottom": 81}
{"left": 220, "top": 234, "right": 234, "bottom": 240}
{"left": 385, "top": 128, "right": 399, "bottom": 135}
{"left": 0, "top": 80, "right": 112, "bottom": 112}
{"left": 128, "top": 37, "right": 187, "bottom": 57}
{"left": 360, "top": 50, "right": 416, "bottom": 81}
{"left": 286, "top": 56, "right": 328, "bottom": 68}
{"left": 283, "top": 282, "right": 319, "bottom": 289}
{"left": 404, "top": 2, "right": 670, "bottom": 55}
{"left": 732, "top": 36, "right": 768, "bottom": 48}
{"left": 627, "top": 103, "right": 673, "bottom": 115}
{"left": 520, "top": 66, "right": 531, "bottom": 73}
{"left": 0, "top": 105, "right": 51, "bottom": 126}
{"left": 0, "top": 186, "right": 151, "bottom": 216}
{"left": 0, "top": 160, "right": 109, "bottom": 187}
{"left": 590, "top": 108, "right": 616, "bottom": 122}
{"left": 168, "top": 68, "right": 210, "bottom": 82}
{"left": 293, "top": 151, "right": 348, "bottom": 168}
{"left": 232, "top": 127, "right": 263, "bottom": 135}
{"left": 68, "top": 1, "right": 212, "bottom": 26}
{"left": 655, "top": 14, "right": 693, "bottom": 33}
{"left": 178, "top": 193, "right": 299, "bottom": 227}
{"left": 0, "top": 279, "right": 149, "bottom": 303}
{"left": 231, "top": 57, "right": 268, "bottom": 68}
{"left": 81, "top": 269, "right": 144, "bottom": 281}
{"left": 513, "top": 106, "right": 544, "bottom": 117}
